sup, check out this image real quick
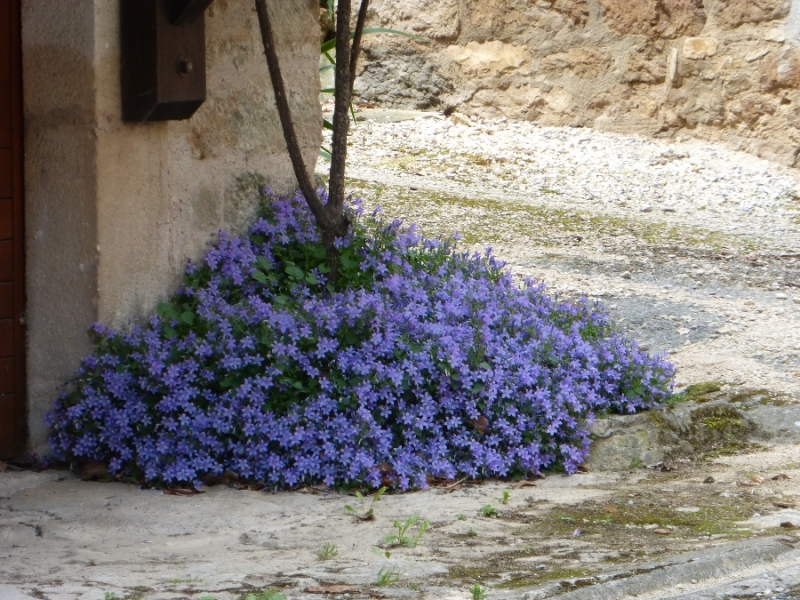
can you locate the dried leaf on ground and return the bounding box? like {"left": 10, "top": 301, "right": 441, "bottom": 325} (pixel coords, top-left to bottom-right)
{"left": 653, "top": 528, "right": 672, "bottom": 535}
{"left": 515, "top": 480, "right": 538, "bottom": 488}
{"left": 772, "top": 474, "right": 792, "bottom": 481}
{"left": 163, "top": 488, "right": 205, "bottom": 496}
{"left": 703, "top": 476, "right": 715, "bottom": 483}
{"left": 774, "top": 501, "right": 796, "bottom": 509}
{"left": 604, "top": 505, "right": 618, "bottom": 513}
{"left": 441, "top": 477, "right": 468, "bottom": 493}
{"left": 780, "top": 521, "right": 796, "bottom": 529}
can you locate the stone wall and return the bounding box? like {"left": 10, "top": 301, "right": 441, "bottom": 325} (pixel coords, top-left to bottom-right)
{"left": 22, "top": 0, "right": 321, "bottom": 453}
{"left": 353, "top": 0, "right": 800, "bottom": 166}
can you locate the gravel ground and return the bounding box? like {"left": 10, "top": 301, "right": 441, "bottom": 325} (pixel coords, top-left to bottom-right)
{"left": 321, "top": 112, "right": 800, "bottom": 397}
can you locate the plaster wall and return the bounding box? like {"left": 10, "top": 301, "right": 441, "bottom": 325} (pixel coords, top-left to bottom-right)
{"left": 23, "top": 0, "right": 321, "bottom": 453}
{"left": 354, "top": 0, "right": 800, "bottom": 167}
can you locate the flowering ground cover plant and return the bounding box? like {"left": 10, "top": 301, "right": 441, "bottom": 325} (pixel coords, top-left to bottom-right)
{"left": 47, "top": 192, "right": 674, "bottom": 490}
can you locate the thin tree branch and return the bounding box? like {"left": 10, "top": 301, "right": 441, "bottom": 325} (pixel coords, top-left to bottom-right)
{"left": 254, "top": 0, "right": 324, "bottom": 220}
{"left": 349, "top": 0, "right": 370, "bottom": 96}
{"left": 327, "top": 0, "right": 353, "bottom": 214}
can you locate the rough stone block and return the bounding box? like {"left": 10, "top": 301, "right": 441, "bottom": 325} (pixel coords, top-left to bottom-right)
{"left": 366, "top": 0, "right": 460, "bottom": 40}
{"left": 539, "top": 48, "right": 613, "bottom": 78}
{"left": 445, "top": 41, "right": 531, "bottom": 76}
{"left": 762, "top": 46, "right": 800, "bottom": 90}
{"left": 598, "top": 0, "right": 705, "bottom": 39}
{"left": 683, "top": 37, "right": 719, "bottom": 60}
{"left": 712, "top": 0, "right": 790, "bottom": 30}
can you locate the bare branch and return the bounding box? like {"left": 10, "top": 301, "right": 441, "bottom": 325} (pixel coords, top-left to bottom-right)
{"left": 254, "top": 0, "right": 324, "bottom": 219}
{"left": 349, "top": 0, "right": 370, "bottom": 96}
{"left": 327, "top": 0, "right": 353, "bottom": 214}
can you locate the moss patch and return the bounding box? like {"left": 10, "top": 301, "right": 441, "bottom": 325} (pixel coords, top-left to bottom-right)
{"left": 531, "top": 495, "right": 755, "bottom": 538}
{"left": 344, "top": 180, "right": 756, "bottom": 255}
{"left": 498, "top": 568, "right": 597, "bottom": 589}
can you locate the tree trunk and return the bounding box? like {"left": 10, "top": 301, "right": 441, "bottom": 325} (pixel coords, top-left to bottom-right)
{"left": 255, "top": 0, "right": 370, "bottom": 253}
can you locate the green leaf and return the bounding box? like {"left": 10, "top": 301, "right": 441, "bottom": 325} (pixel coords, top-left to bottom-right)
{"left": 326, "top": 283, "right": 335, "bottom": 293}
{"left": 318, "top": 263, "right": 331, "bottom": 274}
{"left": 220, "top": 376, "right": 236, "bottom": 389}
{"left": 362, "top": 27, "right": 427, "bottom": 41}
{"left": 471, "top": 383, "right": 485, "bottom": 393}
{"left": 320, "top": 87, "right": 336, "bottom": 94}
{"left": 479, "top": 361, "right": 491, "bottom": 370}
{"left": 285, "top": 265, "right": 305, "bottom": 280}
{"left": 257, "top": 255, "right": 272, "bottom": 270}
{"left": 340, "top": 254, "right": 358, "bottom": 269}
{"left": 319, "top": 148, "right": 332, "bottom": 161}
{"left": 305, "top": 272, "right": 319, "bottom": 285}
{"left": 274, "top": 295, "right": 289, "bottom": 305}
{"left": 156, "top": 302, "right": 177, "bottom": 319}
{"left": 163, "top": 326, "right": 177, "bottom": 340}
{"left": 323, "top": 118, "right": 334, "bottom": 131}
{"left": 311, "top": 246, "right": 327, "bottom": 259}
{"left": 181, "top": 311, "right": 195, "bottom": 325}
{"left": 252, "top": 270, "right": 268, "bottom": 284}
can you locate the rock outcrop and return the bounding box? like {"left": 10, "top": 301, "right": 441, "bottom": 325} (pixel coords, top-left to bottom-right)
{"left": 350, "top": 0, "right": 800, "bottom": 167}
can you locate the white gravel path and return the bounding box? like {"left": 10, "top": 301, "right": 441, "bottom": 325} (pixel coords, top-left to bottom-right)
{"left": 344, "top": 115, "right": 800, "bottom": 252}
{"left": 320, "top": 112, "right": 800, "bottom": 397}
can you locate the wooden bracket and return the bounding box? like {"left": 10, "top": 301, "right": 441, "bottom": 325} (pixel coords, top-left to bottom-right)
{"left": 170, "top": 0, "right": 214, "bottom": 25}
{"left": 121, "top": 0, "right": 214, "bottom": 122}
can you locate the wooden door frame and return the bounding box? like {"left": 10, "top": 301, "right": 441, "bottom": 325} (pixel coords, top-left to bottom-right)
{"left": 0, "top": 0, "right": 26, "bottom": 457}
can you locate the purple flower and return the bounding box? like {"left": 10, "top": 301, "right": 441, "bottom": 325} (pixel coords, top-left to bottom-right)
{"left": 45, "top": 192, "right": 674, "bottom": 489}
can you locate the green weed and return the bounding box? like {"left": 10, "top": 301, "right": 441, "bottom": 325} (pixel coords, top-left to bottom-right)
{"left": 384, "top": 515, "right": 429, "bottom": 548}
{"left": 345, "top": 486, "right": 387, "bottom": 520}
{"left": 317, "top": 542, "right": 338, "bottom": 560}
{"left": 469, "top": 584, "right": 486, "bottom": 600}
{"left": 480, "top": 505, "right": 499, "bottom": 518}
{"left": 377, "top": 567, "right": 401, "bottom": 586}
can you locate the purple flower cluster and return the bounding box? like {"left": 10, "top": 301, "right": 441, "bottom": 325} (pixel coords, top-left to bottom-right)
{"left": 47, "top": 192, "right": 674, "bottom": 489}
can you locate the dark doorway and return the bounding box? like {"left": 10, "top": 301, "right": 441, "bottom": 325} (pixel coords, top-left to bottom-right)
{"left": 0, "top": 0, "right": 26, "bottom": 457}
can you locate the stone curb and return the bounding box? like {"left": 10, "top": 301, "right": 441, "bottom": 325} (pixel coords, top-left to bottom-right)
{"left": 501, "top": 537, "right": 800, "bottom": 600}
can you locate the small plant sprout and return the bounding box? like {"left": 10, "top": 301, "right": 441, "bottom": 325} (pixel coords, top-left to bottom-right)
{"left": 469, "top": 584, "right": 486, "bottom": 600}
{"left": 501, "top": 489, "right": 510, "bottom": 505}
{"left": 377, "top": 566, "right": 401, "bottom": 586}
{"left": 104, "top": 594, "right": 117, "bottom": 600}
{"left": 345, "top": 486, "right": 387, "bottom": 521}
{"left": 317, "top": 542, "right": 338, "bottom": 560}
{"left": 456, "top": 513, "right": 467, "bottom": 521}
{"left": 466, "top": 527, "right": 478, "bottom": 538}
{"left": 384, "top": 515, "right": 430, "bottom": 548}
{"left": 480, "top": 504, "right": 499, "bottom": 518}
